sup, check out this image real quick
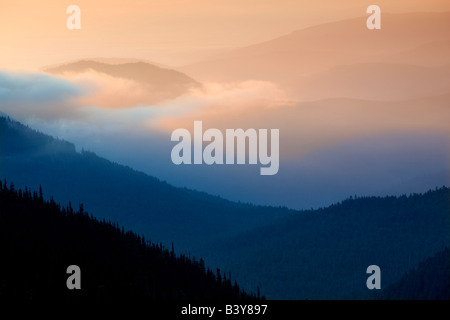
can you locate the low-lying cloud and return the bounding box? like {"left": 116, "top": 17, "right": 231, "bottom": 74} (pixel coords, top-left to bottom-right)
{"left": 59, "top": 70, "right": 168, "bottom": 109}
{"left": 0, "top": 69, "right": 290, "bottom": 133}
{"left": 1, "top": 69, "right": 449, "bottom": 209}
{"left": 0, "top": 71, "right": 83, "bottom": 120}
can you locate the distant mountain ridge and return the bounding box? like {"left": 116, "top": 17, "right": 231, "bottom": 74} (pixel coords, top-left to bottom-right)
{"left": 181, "top": 12, "right": 450, "bottom": 101}
{"left": 182, "top": 12, "right": 450, "bottom": 83}
{"left": 44, "top": 60, "right": 200, "bottom": 104}
{"left": 0, "top": 115, "right": 293, "bottom": 254}
{"left": 41, "top": 57, "right": 171, "bottom": 70}
{"left": 200, "top": 187, "right": 450, "bottom": 299}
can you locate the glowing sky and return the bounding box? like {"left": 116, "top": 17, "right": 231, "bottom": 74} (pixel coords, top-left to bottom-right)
{"left": 1, "top": 0, "right": 450, "bottom": 71}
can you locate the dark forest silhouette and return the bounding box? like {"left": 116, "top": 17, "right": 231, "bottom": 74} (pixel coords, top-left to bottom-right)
{"left": 0, "top": 182, "right": 258, "bottom": 301}
{"left": 380, "top": 247, "right": 449, "bottom": 300}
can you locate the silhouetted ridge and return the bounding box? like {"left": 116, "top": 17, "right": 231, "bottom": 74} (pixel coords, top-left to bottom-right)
{"left": 45, "top": 60, "right": 200, "bottom": 103}
{"left": 379, "top": 247, "right": 450, "bottom": 300}
{"left": 0, "top": 115, "right": 293, "bottom": 253}
{"left": 0, "top": 182, "right": 257, "bottom": 301}
{"left": 200, "top": 187, "right": 450, "bottom": 299}
{"left": 0, "top": 116, "right": 75, "bottom": 155}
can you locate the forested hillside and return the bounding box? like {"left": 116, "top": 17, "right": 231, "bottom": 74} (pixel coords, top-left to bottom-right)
{"left": 200, "top": 188, "right": 450, "bottom": 299}
{"left": 0, "top": 182, "right": 255, "bottom": 301}
{"left": 380, "top": 247, "right": 450, "bottom": 300}
{"left": 0, "top": 116, "right": 293, "bottom": 253}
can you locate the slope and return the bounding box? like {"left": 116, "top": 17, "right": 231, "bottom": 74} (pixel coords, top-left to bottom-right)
{"left": 181, "top": 12, "right": 450, "bottom": 84}
{"left": 198, "top": 188, "right": 450, "bottom": 299}
{"left": 380, "top": 247, "right": 450, "bottom": 300}
{"left": 0, "top": 183, "right": 253, "bottom": 301}
{"left": 0, "top": 116, "right": 293, "bottom": 253}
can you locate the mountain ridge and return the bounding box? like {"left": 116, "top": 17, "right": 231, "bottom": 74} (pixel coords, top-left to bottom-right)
{"left": 0, "top": 182, "right": 256, "bottom": 301}
{"left": 44, "top": 60, "right": 201, "bottom": 105}
{"left": 181, "top": 12, "right": 450, "bottom": 88}
{"left": 0, "top": 115, "right": 294, "bottom": 254}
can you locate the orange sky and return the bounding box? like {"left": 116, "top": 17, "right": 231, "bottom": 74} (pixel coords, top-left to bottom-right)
{"left": 1, "top": 0, "right": 450, "bottom": 71}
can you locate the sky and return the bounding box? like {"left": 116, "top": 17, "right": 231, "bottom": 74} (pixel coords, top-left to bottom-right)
{"left": 1, "top": 0, "right": 450, "bottom": 70}
{"left": 1, "top": 1, "right": 449, "bottom": 209}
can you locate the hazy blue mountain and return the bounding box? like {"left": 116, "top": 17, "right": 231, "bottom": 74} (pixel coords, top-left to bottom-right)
{"left": 0, "top": 116, "right": 293, "bottom": 254}
{"left": 379, "top": 247, "right": 450, "bottom": 300}
{"left": 198, "top": 188, "right": 450, "bottom": 299}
